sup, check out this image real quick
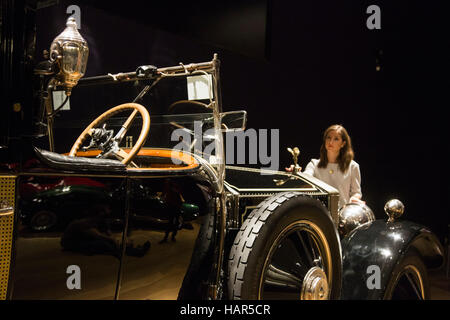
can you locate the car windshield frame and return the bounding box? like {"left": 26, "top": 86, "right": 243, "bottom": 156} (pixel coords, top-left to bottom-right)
{"left": 50, "top": 54, "right": 226, "bottom": 193}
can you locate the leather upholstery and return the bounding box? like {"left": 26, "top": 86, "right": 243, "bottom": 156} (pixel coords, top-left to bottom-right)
{"left": 34, "top": 147, "right": 126, "bottom": 172}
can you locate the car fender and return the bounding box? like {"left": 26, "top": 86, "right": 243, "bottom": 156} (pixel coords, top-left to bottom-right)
{"left": 340, "top": 220, "right": 444, "bottom": 300}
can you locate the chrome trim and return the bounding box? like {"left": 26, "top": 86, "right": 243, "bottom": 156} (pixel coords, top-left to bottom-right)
{"left": 301, "top": 267, "right": 329, "bottom": 300}
{"left": 338, "top": 202, "right": 375, "bottom": 237}
{"left": 328, "top": 193, "right": 340, "bottom": 226}
{"left": 225, "top": 183, "right": 240, "bottom": 229}
{"left": 238, "top": 191, "right": 327, "bottom": 198}
{"left": 384, "top": 199, "right": 405, "bottom": 222}
{"left": 295, "top": 172, "right": 339, "bottom": 196}
{"left": 225, "top": 165, "right": 309, "bottom": 178}
{"left": 237, "top": 188, "right": 317, "bottom": 192}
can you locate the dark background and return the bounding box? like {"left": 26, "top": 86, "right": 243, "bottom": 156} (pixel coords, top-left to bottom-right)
{"left": 31, "top": 0, "right": 448, "bottom": 240}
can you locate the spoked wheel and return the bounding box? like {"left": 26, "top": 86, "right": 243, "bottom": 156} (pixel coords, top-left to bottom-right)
{"left": 260, "top": 220, "right": 332, "bottom": 300}
{"left": 384, "top": 249, "right": 429, "bottom": 300}
{"left": 228, "top": 192, "right": 342, "bottom": 300}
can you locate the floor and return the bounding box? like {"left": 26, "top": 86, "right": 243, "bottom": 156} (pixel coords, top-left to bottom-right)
{"left": 430, "top": 267, "right": 450, "bottom": 300}
{"left": 11, "top": 222, "right": 450, "bottom": 300}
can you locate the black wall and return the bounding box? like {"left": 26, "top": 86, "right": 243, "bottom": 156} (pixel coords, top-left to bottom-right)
{"left": 32, "top": 0, "right": 448, "bottom": 240}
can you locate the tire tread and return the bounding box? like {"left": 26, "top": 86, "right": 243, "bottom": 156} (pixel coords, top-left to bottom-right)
{"left": 228, "top": 192, "right": 317, "bottom": 299}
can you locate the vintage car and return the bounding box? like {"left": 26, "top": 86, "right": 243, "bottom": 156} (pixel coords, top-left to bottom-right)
{"left": 0, "top": 17, "right": 444, "bottom": 300}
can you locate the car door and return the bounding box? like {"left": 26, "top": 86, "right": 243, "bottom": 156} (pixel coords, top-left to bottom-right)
{"left": 117, "top": 176, "right": 210, "bottom": 300}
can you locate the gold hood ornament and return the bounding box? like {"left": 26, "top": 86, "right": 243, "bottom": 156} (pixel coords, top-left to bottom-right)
{"left": 273, "top": 147, "right": 302, "bottom": 186}
{"left": 287, "top": 147, "right": 301, "bottom": 174}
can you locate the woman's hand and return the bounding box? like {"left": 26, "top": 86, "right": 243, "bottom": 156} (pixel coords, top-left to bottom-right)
{"left": 285, "top": 164, "right": 302, "bottom": 172}
{"left": 350, "top": 195, "right": 365, "bottom": 205}
{"left": 285, "top": 165, "right": 295, "bottom": 172}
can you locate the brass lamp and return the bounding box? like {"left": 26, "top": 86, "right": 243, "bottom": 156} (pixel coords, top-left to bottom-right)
{"left": 49, "top": 17, "right": 89, "bottom": 96}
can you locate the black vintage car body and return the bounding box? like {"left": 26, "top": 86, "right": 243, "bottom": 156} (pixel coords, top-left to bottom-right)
{"left": 0, "top": 9, "right": 444, "bottom": 301}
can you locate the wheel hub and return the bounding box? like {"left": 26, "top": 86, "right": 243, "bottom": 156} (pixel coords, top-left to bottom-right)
{"left": 301, "top": 267, "right": 329, "bottom": 300}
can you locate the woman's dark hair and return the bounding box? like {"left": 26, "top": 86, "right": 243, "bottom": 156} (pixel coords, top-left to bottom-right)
{"left": 318, "top": 124, "right": 354, "bottom": 173}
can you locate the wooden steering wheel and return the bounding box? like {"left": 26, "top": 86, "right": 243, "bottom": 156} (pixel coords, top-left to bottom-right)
{"left": 69, "top": 103, "right": 150, "bottom": 166}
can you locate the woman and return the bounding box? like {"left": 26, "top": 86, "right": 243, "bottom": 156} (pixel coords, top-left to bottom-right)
{"left": 290, "top": 124, "right": 363, "bottom": 208}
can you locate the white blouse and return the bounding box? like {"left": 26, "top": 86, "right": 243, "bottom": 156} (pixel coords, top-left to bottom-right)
{"left": 304, "top": 159, "right": 362, "bottom": 208}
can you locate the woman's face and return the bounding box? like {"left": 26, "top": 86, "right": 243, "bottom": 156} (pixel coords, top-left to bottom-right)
{"left": 325, "top": 130, "right": 346, "bottom": 153}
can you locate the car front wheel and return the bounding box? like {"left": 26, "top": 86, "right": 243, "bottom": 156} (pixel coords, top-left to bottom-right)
{"left": 228, "top": 192, "right": 342, "bottom": 300}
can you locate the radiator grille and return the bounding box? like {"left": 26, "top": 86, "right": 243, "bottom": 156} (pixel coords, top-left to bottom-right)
{"left": 0, "top": 176, "right": 16, "bottom": 300}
